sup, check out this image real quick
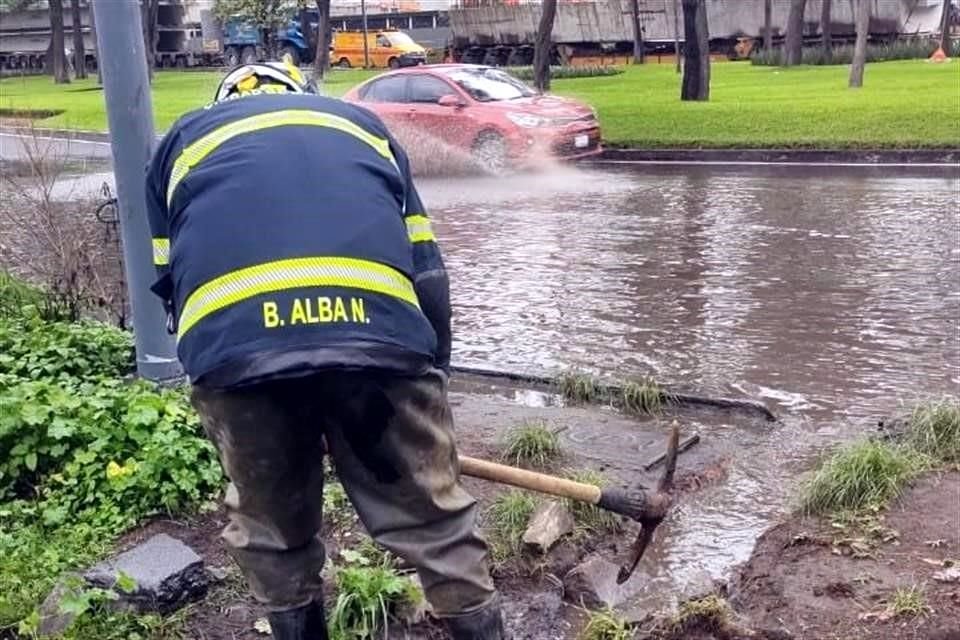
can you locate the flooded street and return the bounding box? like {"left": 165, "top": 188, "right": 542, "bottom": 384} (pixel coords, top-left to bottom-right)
{"left": 421, "top": 164, "right": 960, "bottom": 424}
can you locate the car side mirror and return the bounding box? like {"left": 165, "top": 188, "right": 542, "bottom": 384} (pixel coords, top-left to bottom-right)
{"left": 438, "top": 94, "right": 465, "bottom": 108}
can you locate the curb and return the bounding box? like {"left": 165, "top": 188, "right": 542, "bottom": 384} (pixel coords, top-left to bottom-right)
{"left": 598, "top": 148, "right": 960, "bottom": 165}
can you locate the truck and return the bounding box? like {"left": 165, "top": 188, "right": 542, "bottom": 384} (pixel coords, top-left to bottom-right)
{"left": 217, "top": 14, "right": 314, "bottom": 68}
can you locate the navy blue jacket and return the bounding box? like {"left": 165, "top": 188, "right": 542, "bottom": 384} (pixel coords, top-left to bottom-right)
{"left": 145, "top": 92, "right": 450, "bottom": 388}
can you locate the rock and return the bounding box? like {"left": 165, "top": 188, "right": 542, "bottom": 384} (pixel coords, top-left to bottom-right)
{"left": 206, "top": 565, "right": 235, "bottom": 583}
{"left": 84, "top": 533, "right": 207, "bottom": 614}
{"left": 680, "top": 569, "right": 723, "bottom": 603}
{"left": 933, "top": 566, "right": 960, "bottom": 583}
{"left": 37, "top": 574, "right": 82, "bottom": 638}
{"left": 523, "top": 501, "right": 575, "bottom": 554}
{"left": 396, "top": 573, "right": 433, "bottom": 625}
{"left": 562, "top": 556, "right": 624, "bottom": 609}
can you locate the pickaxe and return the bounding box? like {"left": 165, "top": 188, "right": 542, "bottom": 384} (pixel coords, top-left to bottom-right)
{"left": 458, "top": 422, "right": 680, "bottom": 584}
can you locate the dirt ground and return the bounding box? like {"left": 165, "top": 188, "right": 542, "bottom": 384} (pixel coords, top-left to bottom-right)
{"left": 729, "top": 472, "right": 960, "bottom": 640}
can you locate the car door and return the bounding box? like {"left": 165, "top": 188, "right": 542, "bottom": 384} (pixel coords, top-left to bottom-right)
{"left": 357, "top": 75, "right": 409, "bottom": 133}
{"left": 404, "top": 74, "right": 474, "bottom": 148}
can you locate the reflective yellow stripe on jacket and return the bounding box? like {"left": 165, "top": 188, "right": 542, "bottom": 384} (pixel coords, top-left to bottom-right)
{"left": 152, "top": 238, "right": 170, "bottom": 266}
{"left": 166, "top": 110, "right": 399, "bottom": 207}
{"left": 177, "top": 256, "right": 419, "bottom": 339}
{"left": 405, "top": 215, "right": 435, "bottom": 244}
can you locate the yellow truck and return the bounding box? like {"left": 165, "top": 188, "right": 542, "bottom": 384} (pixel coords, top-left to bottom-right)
{"left": 331, "top": 29, "right": 427, "bottom": 69}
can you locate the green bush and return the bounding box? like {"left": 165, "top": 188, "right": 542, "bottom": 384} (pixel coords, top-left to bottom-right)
{"left": 0, "top": 377, "right": 222, "bottom": 527}
{"left": 510, "top": 65, "right": 623, "bottom": 81}
{"left": 751, "top": 39, "right": 960, "bottom": 66}
{"left": 329, "top": 550, "right": 420, "bottom": 640}
{"left": 0, "top": 317, "right": 133, "bottom": 382}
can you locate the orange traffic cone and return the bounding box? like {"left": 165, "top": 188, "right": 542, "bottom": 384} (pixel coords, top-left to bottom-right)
{"left": 929, "top": 46, "right": 949, "bottom": 62}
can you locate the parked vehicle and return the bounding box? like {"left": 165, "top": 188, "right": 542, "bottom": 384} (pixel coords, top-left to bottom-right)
{"left": 332, "top": 29, "right": 426, "bottom": 69}
{"left": 343, "top": 64, "right": 602, "bottom": 170}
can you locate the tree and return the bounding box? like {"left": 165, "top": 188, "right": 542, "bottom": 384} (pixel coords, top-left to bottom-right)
{"left": 940, "top": 0, "right": 952, "bottom": 53}
{"left": 71, "top": 0, "right": 86, "bottom": 79}
{"left": 784, "top": 0, "right": 806, "bottom": 66}
{"left": 630, "top": 0, "right": 644, "bottom": 64}
{"left": 680, "top": 0, "right": 709, "bottom": 101}
{"left": 763, "top": 0, "right": 772, "bottom": 49}
{"left": 849, "top": 0, "right": 869, "bottom": 87}
{"left": 314, "top": 0, "right": 331, "bottom": 80}
{"left": 214, "top": 0, "right": 292, "bottom": 59}
{"left": 141, "top": 0, "right": 160, "bottom": 76}
{"left": 48, "top": 0, "right": 70, "bottom": 84}
{"left": 532, "top": 0, "right": 557, "bottom": 92}
{"left": 820, "top": 0, "right": 832, "bottom": 62}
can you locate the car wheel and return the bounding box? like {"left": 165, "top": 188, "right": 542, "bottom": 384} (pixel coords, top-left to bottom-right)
{"left": 338, "top": 57, "right": 351, "bottom": 68}
{"left": 241, "top": 46, "right": 257, "bottom": 64}
{"left": 472, "top": 131, "right": 508, "bottom": 174}
{"left": 226, "top": 48, "right": 240, "bottom": 68}
{"left": 281, "top": 45, "right": 300, "bottom": 66}
{"left": 388, "top": 56, "right": 400, "bottom": 69}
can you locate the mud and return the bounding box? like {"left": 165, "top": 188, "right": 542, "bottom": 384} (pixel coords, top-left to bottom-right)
{"left": 729, "top": 472, "right": 960, "bottom": 640}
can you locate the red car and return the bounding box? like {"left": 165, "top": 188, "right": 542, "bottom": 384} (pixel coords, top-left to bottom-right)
{"left": 342, "top": 64, "right": 602, "bottom": 171}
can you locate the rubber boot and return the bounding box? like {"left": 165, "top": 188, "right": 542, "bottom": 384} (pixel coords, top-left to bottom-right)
{"left": 442, "top": 594, "right": 507, "bottom": 640}
{"left": 267, "top": 601, "right": 328, "bottom": 640}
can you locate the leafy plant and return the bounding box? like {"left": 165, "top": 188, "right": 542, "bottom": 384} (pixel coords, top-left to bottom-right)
{"left": 485, "top": 490, "right": 538, "bottom": 561}
{"left": 799, "top": 439, "right": 927, "bottom": 515}
{"left": 511, "top": 65, "right": 623, "bottom": 81}
{"left": 324, "top": 480, "right": 356, "bottom": 530}
{"left": 563, "top": 470, "right": 623, "bottom": 536}
{"left": 502, "top": 420, "right": 562, "bottom": 468}
{"left": 329, "top": 557, "right": 418, "bottom": 640}
{"left": 0, "top": 377, "right": 223, "bottom": 527}
{"left": 0, "top": 317, "right": 133, "bottom": 382}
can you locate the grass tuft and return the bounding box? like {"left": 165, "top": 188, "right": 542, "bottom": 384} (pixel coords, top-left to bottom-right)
{"left": 620, "top": 377, "right": 666, "bottom": 416}
{"left": 906, "top": 397, "right": 960, "bottom": 464}
{"left": 558, "top": 371, "right": 603, "bottom": 404}
{"left": 485, "top": 490, "right": 538, "bottom": 561}
{"left": 563, "top": 470, "right": 623, "bottom": 536}
{"left": 888, "top": 584, "right": 929, "bottom": 618}
{"left": 329, "top": 559, "right": 416, "bottom": 640}
{"left": 798, "top": 439, "right": 927, "bottom": 515}
{"left": 671, "top": 595, "right": 733, "bottom": 635}
{"left": 579, "top": 608, "right": 634, "bottom": 640}
{"left": 502, "top": 420, "right": 563, "bottom": 468}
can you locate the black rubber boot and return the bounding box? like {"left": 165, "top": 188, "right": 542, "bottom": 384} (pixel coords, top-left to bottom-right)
{"left": 442, "top": 594, "right": 508, "bottom": 640}
{"left": 267, "top": 601, "right": 328, "bottom": 640}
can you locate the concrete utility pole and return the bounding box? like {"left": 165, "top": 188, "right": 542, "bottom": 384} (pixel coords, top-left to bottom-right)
{"left": 92, "top": 0, "right": 182, "bottom": 382}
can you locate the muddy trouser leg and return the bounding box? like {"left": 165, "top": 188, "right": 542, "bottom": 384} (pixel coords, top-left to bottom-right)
{"left": 191, "top": 382, "right": 327, "bottom": 612}
{"left": 322, "top": 369, "right": 498, "bottom": 621}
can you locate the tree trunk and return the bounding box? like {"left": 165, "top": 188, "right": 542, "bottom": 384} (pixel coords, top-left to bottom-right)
{"left": 940, "top": 0, "right": 952, "bottom": 52}
{"left": 299, "top": 7, "right": 312, "bottom": 62}
{"left": 49, "top": 0, "right": 70, "bottom": 83}
{"left": 821, "top": 0, "right": 832, "bottom": 61}
{"left": 631, "top": 0, "right": 644, "bottom": 64}
{"left": 141, "top": 0, "right": 159, "bottom": 79}
{"left": 533, "top": 0, "right": 557, "bottom": 92}
{"left": 70, "top": 0, "right": 86, "bottom": 79}
{"left": 314, "top": 0, "right": 331, "bottom": 80}
{"left": 680, "top": 0, "right": 709, "bottom": 101}
{"left": 763, "top": 0, "right": 772, "bottom": 49}
{"left": 784, "top": 0, "right": 807, "bottom": 65}
{"left": 90, "top": 0, "right": 102, "bottom": 84}
{"left": 672, "top": 0, "right": 681, "bottom": 73}
{"left": 849, "top": 0, "right": 869, "bottom": 87}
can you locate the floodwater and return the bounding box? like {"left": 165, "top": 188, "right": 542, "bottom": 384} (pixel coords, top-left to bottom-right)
{"left": 419, "top": 162, "right": 960, "bottom": 615}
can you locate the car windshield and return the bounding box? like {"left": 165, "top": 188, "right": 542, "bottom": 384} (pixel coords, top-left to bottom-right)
{"left": 386, "top": 32, "right": 416, "bottom": 47}
{"left": 442, "top": 68, "right": 536, "bottom": 102}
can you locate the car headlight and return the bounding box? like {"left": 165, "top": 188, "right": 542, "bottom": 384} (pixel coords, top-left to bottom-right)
{"left": 507, "top": 112, "right": 547, "bottom": 128}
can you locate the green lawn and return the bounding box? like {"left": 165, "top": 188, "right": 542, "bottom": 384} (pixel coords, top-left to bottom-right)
{"left": 0, "top": 60, "right": 957, "bottom": 148}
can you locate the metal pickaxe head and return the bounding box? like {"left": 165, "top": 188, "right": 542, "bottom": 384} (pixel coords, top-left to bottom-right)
{"left": 595, "top": 422, "right": 680, "bottom": 584}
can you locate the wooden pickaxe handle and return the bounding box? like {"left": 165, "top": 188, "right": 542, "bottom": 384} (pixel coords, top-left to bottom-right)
{"left": 458, "top": 456, "right": 603, "bottom": 504}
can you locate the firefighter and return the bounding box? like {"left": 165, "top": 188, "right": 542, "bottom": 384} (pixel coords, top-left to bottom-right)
{"left": 145, "top": 58, "right": 503, "bottom": 640}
